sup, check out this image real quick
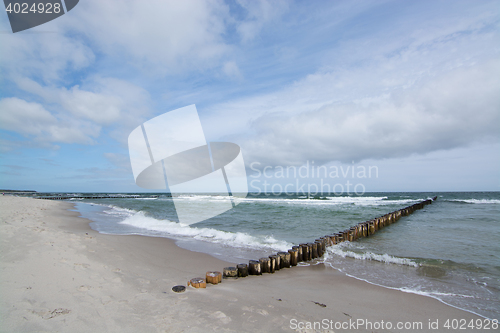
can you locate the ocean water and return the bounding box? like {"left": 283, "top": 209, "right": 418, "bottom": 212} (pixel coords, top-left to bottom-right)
{"left": 31, "top": 191, "right": 499, "bottom": 320}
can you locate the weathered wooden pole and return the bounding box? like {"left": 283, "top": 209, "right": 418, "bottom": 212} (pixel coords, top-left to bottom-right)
{"left": 278, "top": 252, "right": 291, "bottom": 268}
{"left": 237, "top": 263, "right": 248, "bottom": 277}
{"left": 268, "top": 256, "right": 276, "bottom": 273}
{"left": 270, "top": 254, "right": 280, "bottom": 270}
{"left": 320, "top": 237, "right": 327, "bottom": 252}
{"left": 311, "top": 243, "right": 318, "bottom": 259}
{"left": 293, "top": 245, "right": 303, "bottom": 262}
{"left": 369, "top": 222, "right": 376, "bottom": 235}
{"left": 189, "top": 277, "right": 206, "bottom": 288}
{"left": 315, "top": 240, "right": 323, "bottom": 257}
{"left": 259, "top": 257, "right": 271, "bottom": 273}
{"left": 223, "top": 267, "right": 238, "bottom": 278}
{"left": 348, "top": 228, "right": 355, "bottom": 242}
{"left": 249, "top": 260, "right": 262, "bottom": 275}
{"left": 300, "top": 244, "right": 310, "bottom": 261}
{"left": 206, "top": 271, "right": 222, "bottom": 284}
{"left": 288, "top": 248, "right": 298, "bottom": 266}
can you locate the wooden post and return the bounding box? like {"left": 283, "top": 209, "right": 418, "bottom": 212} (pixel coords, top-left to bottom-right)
{"left": 190, "top": 277, "right": 206, "bottom": 288}
{"left": 284, "top": 252, "right": 291, "bottom": 268}
{"left": 354, "top": 225, "right": 360, "bottom": 238}
{"left": 277, "top": 252, "right": 286, "bottom": 268}
{"left": 311, "top": 243, "right": 318, "bottom": 259}
{"left": 268, "top": 255, "right": 276, "bottom": 273}
{"left": 348, "top": 229, "right": 354, "bottom": 242}
{"left": 315, "top": 240, "right": 323, "bottom": 257}
{"left": 315, "top": 239, "right": 322, "bottom": 256}
{"left": 206, "top": 271, "right": 222, "bottom": 284}
{"left": 301, "top": 244, "right": 310, "bottom": 261}
{"left": 271, "top": 254, "right": 281, "bottom": 270}
{"left": 249, "top": 260, "right": 262, "bottom": 275}
{"left": 357, "top": 224, "right": 364, "bottom": 238}
{"left": 278, "top": 252, "right": 291, "bottom": 268}
{"left": 369, "top": 222, "right": 376, "bottom": 235}
{"left": 237, "top": 263, "right": 248, "bottom": 277}
{"left": 259, "top": 257, "right": 271, "bottom": 273}
{"left": 321, "top": 238, "right": 326, "bottom": 254}
{"left": 288, "top": 248, "right": 298, "bottom": 266}
{"left": 223, "top": 267, "right": 238, "bottom": 278}
{"left": 293, "top": 245, "right": 302, "bottom": 262}
{"left": 321, "top": 237, "right": 327, "bottom": 252}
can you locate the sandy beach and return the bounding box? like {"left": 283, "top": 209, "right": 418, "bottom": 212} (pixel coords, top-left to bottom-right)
{"left": 0, "top": 196, "right": 489, "bottom": 333}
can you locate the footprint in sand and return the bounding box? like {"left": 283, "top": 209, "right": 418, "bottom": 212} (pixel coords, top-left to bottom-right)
{"left": 74, "top": 263, "right": 90, "bottom": 268}
{"left": 210, "top": 311, "right": 232, "bottom": 324}
{"left": 256, "top": 309, "right": 269, "bottom": 316}
{"left": 77, "top": 285, "right": 91, "bottom": 292}
{"left": 32, "top": 308, "right": 71, "bottom": 319}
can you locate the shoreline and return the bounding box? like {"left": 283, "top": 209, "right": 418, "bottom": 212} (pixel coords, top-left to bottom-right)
{"left": 1, "top": 196, "right": 491, "bottom": 332}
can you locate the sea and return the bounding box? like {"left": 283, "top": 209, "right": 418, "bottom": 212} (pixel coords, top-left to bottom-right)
{"left": 27, "top": 191, "right": 500, "bottom": 320}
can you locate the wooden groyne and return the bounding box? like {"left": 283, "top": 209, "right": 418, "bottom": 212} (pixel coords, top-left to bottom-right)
{"left": 35, "top": 195, "right": 160, "bottom": 200}
{"left": 179, "top": 196, "right": 437, "bottom": 291}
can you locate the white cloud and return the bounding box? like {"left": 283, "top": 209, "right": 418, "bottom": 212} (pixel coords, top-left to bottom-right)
{"left": 13, "top": 76, "right": 152, "bottom": 143}
{"left": 0, "top": 98, "right": 56, "bottom": 136}
{"left": 0, "top": 0, "right": 243, "bottom": 82}
{"left": 0, "top": 97, "right": 100, "bottom": 145}
{"left": 0, "top": 18, "right": 95, "bottom": 82}
{"left": 198, "top": 3, "right": 499, "bottom": 167}
{"left": 240, "top": 59, "right": 500, "bottom": 166}
{"left": 62, "top": 0, "right": 233, "bottom": 75}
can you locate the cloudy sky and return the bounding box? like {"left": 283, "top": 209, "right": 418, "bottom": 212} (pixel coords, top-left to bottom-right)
{"left": 0, "top": 0, "right": 498, "bottom": 193}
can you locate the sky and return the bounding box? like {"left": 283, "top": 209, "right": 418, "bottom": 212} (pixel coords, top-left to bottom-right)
{"left": 0, "top": 0, "right": 499, "bottom": 193}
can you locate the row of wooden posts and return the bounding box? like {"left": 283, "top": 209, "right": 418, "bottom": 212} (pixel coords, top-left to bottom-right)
{"left": 182, "top": 197, "right": 437, "bottom": 290}
{"left": 35, "top": 195, "right": 159, "bottom": 200}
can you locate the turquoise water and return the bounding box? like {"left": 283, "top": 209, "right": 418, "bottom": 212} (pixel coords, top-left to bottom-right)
{"left": 31, "top": 191, "right": 500, "bottom": 320}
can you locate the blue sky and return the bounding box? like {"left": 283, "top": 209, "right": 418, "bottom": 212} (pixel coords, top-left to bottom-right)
{"left": 0, "top": 0, "right": 499, "bottom": 193}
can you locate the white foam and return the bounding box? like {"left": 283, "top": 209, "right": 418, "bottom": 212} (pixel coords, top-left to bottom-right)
{"left": 327, "top": 245, "right": 419, "bottom": 267}
{"left": 93, "top": 204, "right": 138, "bottom": 217}
{"left": 399, "top": 288, "right": 476, "bottom": 298}
{"left": 118, "top": 211, "right": 292, "bottom": 251}
{"left": 144, "top": 193, "right": 424, "bottom": 207}
{"left": 234, "top": 196, "right": 421, "bottom": 207}
{"left": 174, "top": 194, "right": 233, "bottom": 201}
{"left": 324, "top": 196, "right": 421, "bottom": 206}
{"left": 447, "top": 199, "right": 500, "bottom": 204}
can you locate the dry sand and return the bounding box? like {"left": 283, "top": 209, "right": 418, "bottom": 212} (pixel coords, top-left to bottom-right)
{"left": 0, "top": 196, "right": 488, "bottom": 332}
